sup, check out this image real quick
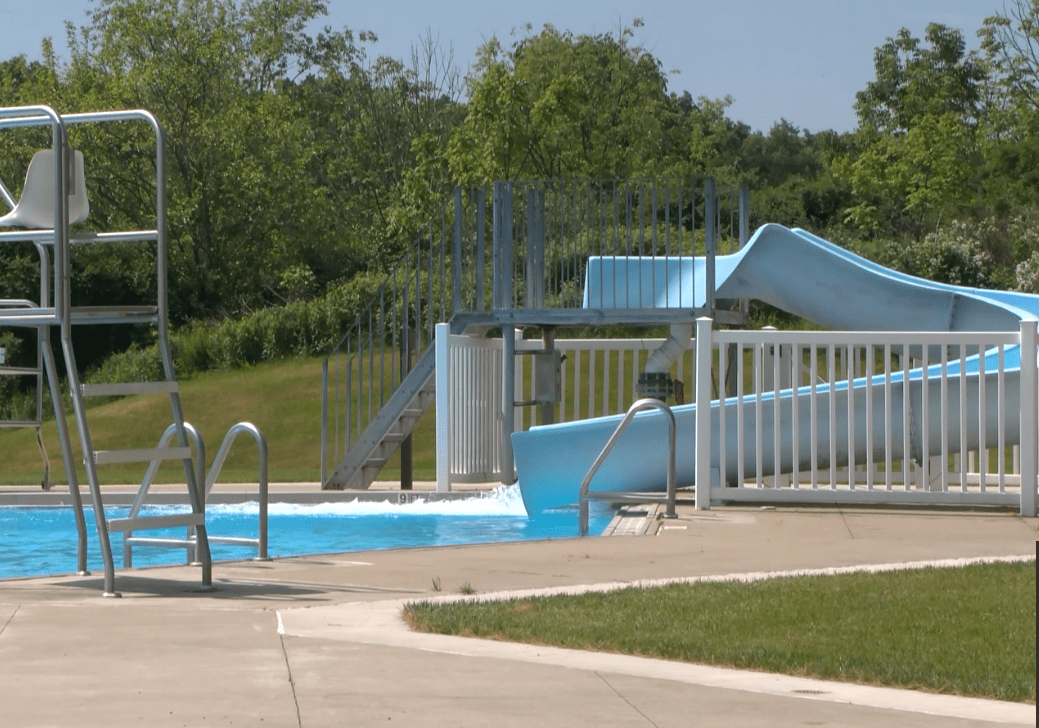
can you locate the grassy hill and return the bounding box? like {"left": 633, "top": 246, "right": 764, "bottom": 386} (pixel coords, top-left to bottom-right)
{"left": 0, "top": 357, "right": 437, "bottom": 487}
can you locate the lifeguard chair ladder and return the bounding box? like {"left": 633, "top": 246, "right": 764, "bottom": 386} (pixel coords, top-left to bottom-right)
{"left": 0, "top": 105, "right": 211, "bottom": 596}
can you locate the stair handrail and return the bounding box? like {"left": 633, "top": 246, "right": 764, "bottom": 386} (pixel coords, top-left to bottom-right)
{"left": 126, "top": 421, "right": 269, "bottom": 563}
{"left": 579, "top": 398, "right": 677, "bottom": 537}
{"left": 203, "top": 422, "right": 269, "bottom": 560}
{"left": 130, "top": 422, "right": 205, "bottom": 519}
{"left": 123, "top": 422, "right": 205, "bottom": 567}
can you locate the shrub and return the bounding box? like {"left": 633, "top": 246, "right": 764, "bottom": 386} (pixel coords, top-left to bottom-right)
{"left": 84, "top": 271, "right": 388, "bottom": 384}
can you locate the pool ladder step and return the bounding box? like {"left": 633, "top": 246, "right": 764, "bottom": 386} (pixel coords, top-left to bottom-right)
{"left": 69, "top": 371, "right": 212, "bottom": 595}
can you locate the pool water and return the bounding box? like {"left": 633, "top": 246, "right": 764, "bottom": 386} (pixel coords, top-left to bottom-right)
{"left": 0, "top": 486, "right": 613, "bottom": 580}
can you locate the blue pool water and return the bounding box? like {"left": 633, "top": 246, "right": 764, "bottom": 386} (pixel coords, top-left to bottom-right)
{"left": 0, "top": 486, "right": 613, "bottom": 580}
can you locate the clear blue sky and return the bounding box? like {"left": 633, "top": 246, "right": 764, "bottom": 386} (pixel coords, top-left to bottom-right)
{"left": 2, "top": 0, "right": 1002, "bottom": 133}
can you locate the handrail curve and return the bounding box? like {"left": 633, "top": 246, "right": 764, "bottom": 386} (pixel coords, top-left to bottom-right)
{"left": 579, "top": 398, "right": 677, "bottom": 537}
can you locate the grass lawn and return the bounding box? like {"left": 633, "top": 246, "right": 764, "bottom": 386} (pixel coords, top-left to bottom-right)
{"left": 404, "top": 561, "right": 1037, "bottom": 704}
{"left": 0, "top": 357, "right": 345, "bottom": 484}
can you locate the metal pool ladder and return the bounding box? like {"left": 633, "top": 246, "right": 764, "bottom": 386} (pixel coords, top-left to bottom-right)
{"left": 122, "top": 422, "right": 269, "bottom": 566}
{"left": 579, "top": 398, "right": 678, "bottom": 537}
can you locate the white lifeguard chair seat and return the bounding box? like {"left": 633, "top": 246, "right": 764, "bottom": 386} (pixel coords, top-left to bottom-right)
{"left": 0, "top": 149, "right": 89, "bottom": 229}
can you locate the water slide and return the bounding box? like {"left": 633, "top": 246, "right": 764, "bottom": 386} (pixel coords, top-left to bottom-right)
{"left": 513, "top": 224, "right": 1039, "bottom": 514}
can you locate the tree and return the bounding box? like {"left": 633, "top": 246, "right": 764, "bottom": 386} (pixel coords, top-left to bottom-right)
{"left": 981, "top": 0, "right": 1039, "bottom": 126}
{"left": 841, "top": 24, "right": 987, "bottom": 237}
{"left": 979, "top": 0, "right": 1039, "bottom": 208}
{"left": 449, "top": 22, "right": 674, "bottom": 182}
{"left": 53, "top": 0, "right": 367, "bottom": 320}
{"left": 300, "top": 31, "right": 465, "bottom": 271}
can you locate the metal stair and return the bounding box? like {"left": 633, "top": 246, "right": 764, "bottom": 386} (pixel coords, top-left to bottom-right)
{"left": 324, "top": 348, "right": 437, "bottom": 489}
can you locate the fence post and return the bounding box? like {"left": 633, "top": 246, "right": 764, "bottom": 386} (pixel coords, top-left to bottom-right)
{"left": 695, "top": 316, "right": 714, "bottom": 510}
{"left": 435, "top": 323, "right": 451, "bottom": 492}
{"left": 320, "top": 359, "right": 328, "bottom": 486}
{"left": 704, "top": 178, "right": 717, "bottom": 316}
{"left": 501, "top": 324, "right": 517, "bottom": 484}
{"left": 738, "top": 184, "right": 750, "bottom": 247}
{"left": 1019, "top": 320, "right": 1037, "bottom": 517}
{"left": 453, "top": 187, "right": 462, "bottom": 315}
{"left": 400, "top": 327, "right": 416, "bottom": 490}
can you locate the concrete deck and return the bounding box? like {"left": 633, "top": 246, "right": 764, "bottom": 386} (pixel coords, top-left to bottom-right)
{"left": 0, "top": 492, "right": 1035, "bottom": 727}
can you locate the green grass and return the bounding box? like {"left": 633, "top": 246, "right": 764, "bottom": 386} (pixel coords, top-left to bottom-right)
{"left": 0, "top": 357, "right": 332, "bottom": 484}
{"left": 404, "top": 561, "right": 1037, "bottom": 704}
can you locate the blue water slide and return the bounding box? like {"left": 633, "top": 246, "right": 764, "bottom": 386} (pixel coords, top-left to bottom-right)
{"left": 515, "top": 224, "right": 1039, "bottom": 514}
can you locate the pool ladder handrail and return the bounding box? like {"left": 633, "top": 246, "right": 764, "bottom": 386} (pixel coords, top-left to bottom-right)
{"left": 123, "top": 421, "right": 269, "bottom": 566}
{"left": 579, "top": 398, "right": 678, "bottom": 537}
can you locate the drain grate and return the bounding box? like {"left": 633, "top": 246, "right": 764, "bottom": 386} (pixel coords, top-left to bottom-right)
{"left": 791, "top": 689, "right": 828, "bottom": 695}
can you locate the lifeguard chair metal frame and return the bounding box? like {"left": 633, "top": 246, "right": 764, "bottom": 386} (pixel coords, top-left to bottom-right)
{"left": 0, "top": 105, "right": 212, "bottom": 596}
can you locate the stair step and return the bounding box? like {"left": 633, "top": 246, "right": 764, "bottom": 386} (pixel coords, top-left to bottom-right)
{"left": 0, "top": 366, "right": 40, "bottom": 376}
{"left": 108, "top": 512, "right": 204, "bottom": 532}
{"left": 93, "top": 446, "right": 191, "bottom": 466}
{"left": 71, "top": 306, "right": 160, "bottom": 325}
{"left": 122, "top": 536, "right": 195, "bottom": 549}
{"left": 82, "top": 381, "right": 179, "bottom": 397}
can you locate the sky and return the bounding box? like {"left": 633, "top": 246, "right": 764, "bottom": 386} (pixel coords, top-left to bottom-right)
{"left": 0, "top": 0, "right": 1005, "bottom": 133}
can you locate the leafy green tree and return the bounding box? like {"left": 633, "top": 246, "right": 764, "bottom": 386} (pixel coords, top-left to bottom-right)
{"left": 450, "top": 22, "right": 674, "bottom": 182}
{"left": 979, "top": 1, "right": 1039, "bottom": 208}
{"left": 49, "top": 0, "right": 367, "bottom": 320}
{"left": 300, "top": 32, "right": 465, "bottom": 271}
{"left": 840, "top": 24, "right": 987, "bottom": 237}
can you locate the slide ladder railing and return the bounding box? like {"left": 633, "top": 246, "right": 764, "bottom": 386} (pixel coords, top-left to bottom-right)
{"left": 322, "top": 179, "right": 749, "bottom": 489}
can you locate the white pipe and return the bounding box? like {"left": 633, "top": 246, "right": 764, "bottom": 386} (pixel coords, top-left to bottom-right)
{"left": 644, "top": 323, "right": 693, "bottom": 374}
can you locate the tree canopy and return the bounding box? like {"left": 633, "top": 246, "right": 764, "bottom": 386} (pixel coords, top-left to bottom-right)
{"left": 1, "top": 0, "right": 1038, "bottom": 372}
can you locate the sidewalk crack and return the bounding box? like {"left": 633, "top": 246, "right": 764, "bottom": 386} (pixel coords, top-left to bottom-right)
{"left": 279, "top": 629, "right": 303, "bottom": 728}
{"left": 0, "top": 605, "right": 19, "bottom": 639}
{"left": 596, "top": 672, "right": 659, "bottom": 727}
{"left": 838, "top": 509, "right": 855, "bottom": 539}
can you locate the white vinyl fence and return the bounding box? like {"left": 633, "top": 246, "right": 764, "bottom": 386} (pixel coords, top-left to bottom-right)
{"left": 435, "top": 321, "right": 1039, "bottom": 515}
{"left": 693, "top": 318, "right": 1038, "bottom": 516}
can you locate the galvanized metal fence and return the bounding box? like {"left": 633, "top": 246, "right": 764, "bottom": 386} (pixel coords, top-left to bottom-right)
{"left": 321, "top": 178, "right": 747, "bottom": 486}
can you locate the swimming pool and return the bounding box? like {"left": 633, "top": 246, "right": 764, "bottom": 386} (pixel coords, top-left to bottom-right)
{"left": 0, "top": 486, "right": 613, "bottom": 580}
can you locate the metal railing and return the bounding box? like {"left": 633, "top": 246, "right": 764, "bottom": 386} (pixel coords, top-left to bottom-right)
{"left": 124, "top": 422, "right": 269, "bottom": 565}
{"left": 579, "top": 398, "right": 677, "bottom": 537}
{"left": 322, "top": 178, "right": 749, "bottom": 485}
{"left": 201, "top": 422, "right": 269, "bottom": 561}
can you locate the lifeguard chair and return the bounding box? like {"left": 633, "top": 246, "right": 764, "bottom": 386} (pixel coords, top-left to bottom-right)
{"left": 0, "top": 106, "right": 211, "bottom": 596}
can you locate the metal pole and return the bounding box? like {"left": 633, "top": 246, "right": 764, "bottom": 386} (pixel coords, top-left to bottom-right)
{"left": 695, "top": 317, "right": 714, "bottom": 510}
{"left": 400, "top": 327, "right": 415, "bottom": 490}
{"left": 540, "top": 328, "right": 556, "bottom": 426}
{"left": 320, "top": 359, "right": 328, "bottom": 486}
{"left": 453, "top": 187, "right": 462, "bottom": 314}
{"left": 738, "top": 184, "right": 751, "bottom": 322}
{"left": 738, "top": 184, "right": 750, "bottom": 247}
{"left": 705, "top": 179, "right": 717, "bottom": 316}
{"left": 1019, "top": 320, "right": 1037, "bottom": 517}
{"left": 501, "top": 324, "right": 517, "bottom": 484}
{"left": 40, "top": 334, "right": 89, "bottom": 575}
{"left": 435, "top": 323, "right": 452, "bottom": 492}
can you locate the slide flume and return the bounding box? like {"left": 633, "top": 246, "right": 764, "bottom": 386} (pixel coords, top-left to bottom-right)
{"left": 514, "top": 224, "right": 1039, "bottom": 514}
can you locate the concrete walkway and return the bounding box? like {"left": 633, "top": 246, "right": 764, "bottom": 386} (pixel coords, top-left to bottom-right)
{"left": 0, "top": 502, "right": 1035, "bottom": 727}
